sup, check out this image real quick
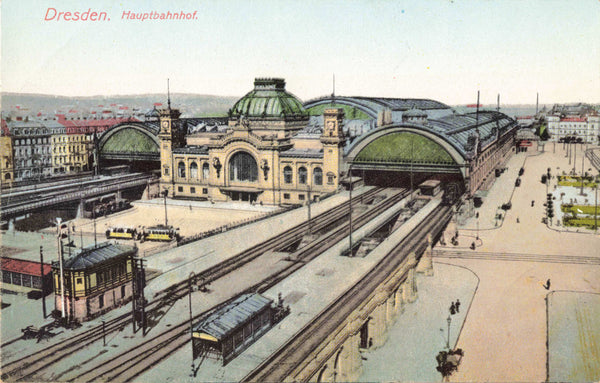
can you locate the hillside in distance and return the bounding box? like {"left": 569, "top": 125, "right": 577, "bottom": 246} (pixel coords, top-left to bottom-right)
{"left": 2, "top": 93, "right": 240, "bottom": 117}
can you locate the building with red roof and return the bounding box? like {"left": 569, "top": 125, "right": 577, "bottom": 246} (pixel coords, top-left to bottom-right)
{"left": 1, "top": 257, "right": 52, "bottom": 292}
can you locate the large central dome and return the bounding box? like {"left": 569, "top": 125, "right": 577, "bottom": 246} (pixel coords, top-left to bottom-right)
{"left": 229, "top": 78, "right": 307, "bottom": 119}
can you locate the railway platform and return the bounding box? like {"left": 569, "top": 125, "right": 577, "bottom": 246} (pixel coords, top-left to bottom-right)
{"left": 139, "top": 192, "right": 440, "bottom": 382}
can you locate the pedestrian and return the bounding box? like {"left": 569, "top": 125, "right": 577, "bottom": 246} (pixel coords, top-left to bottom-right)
{"left": 470, "top": 242, "right": 475, "bottom": 250}
{"left": 455, "top": 299, "right": 460, "bottom": 313}
{"left": 531, "top": 200, "right": 535, "bottom": 207}
{"left": 450, "top": 302, "right": 456, "bottom": 315}
{"left": 516, "top": 217, "right": 520, "bottom": 223}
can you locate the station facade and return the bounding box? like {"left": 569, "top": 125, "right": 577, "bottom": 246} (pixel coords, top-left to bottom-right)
{"left": 159, "top": 78, "right": 344, "bottom": 205}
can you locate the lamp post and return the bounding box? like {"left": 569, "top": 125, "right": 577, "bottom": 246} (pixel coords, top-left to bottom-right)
{"left": 163, "top": 189, "right": 169, "bottom": 227}
{"left": 306, "top": 185, "right": 312, "bottom": 236}
{"left": 446, "top": 315, "right": 452, "bottom": 350}
{"left": 102, "top": 320, "right": 106, "bottom": 346}
{"left": 189, "top": 271, "right": 196, "bottom": 377}
{"left": 595, "top": 178, "right": 598, "bottom": 234}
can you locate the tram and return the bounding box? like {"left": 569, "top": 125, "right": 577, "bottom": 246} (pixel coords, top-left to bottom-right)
{"left": 141, "top": 225, "right": 180, "bottom": 242}
{"left": 105, "top": 226, "right": 141, "bottom": 240}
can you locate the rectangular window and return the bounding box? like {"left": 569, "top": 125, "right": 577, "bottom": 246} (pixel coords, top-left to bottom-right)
{"left": 99, "top": 294, "right": 104, "bottom": 308}
{"left": 121, "top": 285, "right": 126, "bottom": 298}
{"left": 283, "top": 193, "right": 290, "bottom": 200}
{"left": 164, "top": 168, "right": 169, "bottom": 176}
{"left": 202, "top": 188, "right": 208, "bottom": 194}
{"left": 76, "top": 277, "right": 83, "bottom": 284}
{"left": 190, "top": 187, "right": 196, "bottom": 193}
{"left": 178, "top": 186, "right": 183, "bottom": 192}
{"left": 299, "top": 194, "right": 305, "bottom": 201}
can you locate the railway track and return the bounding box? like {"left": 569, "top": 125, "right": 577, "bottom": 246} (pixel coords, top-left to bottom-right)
{"left": 0, "top": 187, "right": 384, "bottom": 382}
{"left": 433, "top": 249, "right": 600, "bottom": 265}
{"left": 242, "top": 205, "right": 452, "bottom": 383}
{"left": 54, "top": 188, "right": 410, "bottom": 382}
{"left": 1, "top": 173, "right": 154, "bottom": 217}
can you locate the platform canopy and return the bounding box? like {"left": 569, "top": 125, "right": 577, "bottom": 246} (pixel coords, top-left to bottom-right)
{"left": 193, "top": 293, "right": 272, "bottom": 342}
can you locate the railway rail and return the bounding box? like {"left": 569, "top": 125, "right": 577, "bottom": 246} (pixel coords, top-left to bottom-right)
{"left": 433, "top": 249, "right": 600, "bottom": 265}
{"left": 11, "top": 188, "right": 407, "bottom": 382}
{"left": 241, "top": 205, "right": 452, "bottom": 382}
{"left": 66, "top": 187, "right": 410, "bottom": 382}
{"left": 1, "top": 173, "right": 154, "bottom": 218}
{"left": 0, "top": 187, "right": 384, "bottom": 382}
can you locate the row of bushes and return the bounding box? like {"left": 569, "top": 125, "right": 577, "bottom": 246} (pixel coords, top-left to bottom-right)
{"left": 562, "top": 216, "right": 599, "bottom": 229}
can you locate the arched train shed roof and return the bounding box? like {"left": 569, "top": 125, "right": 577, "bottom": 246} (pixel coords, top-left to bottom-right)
{"left": 304, "top": 96, "right": 452, "bottom": 119}
{"left": 346, "top": 110, "right": 517, "bottom": 161}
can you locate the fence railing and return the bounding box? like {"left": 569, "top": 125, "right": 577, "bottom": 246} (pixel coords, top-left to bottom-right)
{"left": 177, "top": 205, "right": 295, "bottom": 247}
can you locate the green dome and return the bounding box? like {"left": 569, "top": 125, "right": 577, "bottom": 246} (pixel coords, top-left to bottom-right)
{"left": 230, "top": 78, "right": 307, "bottom": 119}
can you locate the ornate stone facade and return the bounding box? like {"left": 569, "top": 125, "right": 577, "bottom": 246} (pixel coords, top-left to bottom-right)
{"left": 159, "top": 78, "right": 345, "bottom": 205}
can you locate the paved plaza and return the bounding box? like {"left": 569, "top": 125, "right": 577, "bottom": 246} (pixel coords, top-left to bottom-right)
{"left": 437, "top": 144, "right": 600, "bottom": 382}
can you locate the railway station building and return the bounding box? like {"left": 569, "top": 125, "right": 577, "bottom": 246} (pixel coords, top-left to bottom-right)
{"left": 158, "top": 78, "right": 344, "bottom": 205}
{"left": 52, "top": 242, "right": 136, "bottom": 322}
{"left": 94, "top": 77, "right": 518, "bottom": 210}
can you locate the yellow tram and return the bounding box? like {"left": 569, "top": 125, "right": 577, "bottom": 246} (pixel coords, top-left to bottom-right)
{"left": 105, "top": 226, "right": 140, "bottom": 240}
{"left": 141, "top": 225, "right": 180, "bottom": 242}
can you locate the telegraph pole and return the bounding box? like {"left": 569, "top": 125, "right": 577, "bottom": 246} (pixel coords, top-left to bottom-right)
{"left": 348, "top": 166, "right": 353, "bottom": 256}
{"left": 189, "top": 271, "right": 196, "bottom": 377}
{"left": 56, "top": 218, "right": 66, "bottom": 319}
{"left": 40, "top": 246, "right": 47, "bottom": 318}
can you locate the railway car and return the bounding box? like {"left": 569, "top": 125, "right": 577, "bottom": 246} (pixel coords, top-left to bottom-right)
{"left": 105, "top": 226, "right": 140, "bottom": 240}
{"left": 141, "top": 225, "right": 180, "bottom": 242}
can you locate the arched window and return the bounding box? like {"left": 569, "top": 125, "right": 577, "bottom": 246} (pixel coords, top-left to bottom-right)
{"left": 202, "top": 163, "right": 210, "bottom": 179}
{"left": 313, "top": 167, "right": 323, "bottom": 186}
{"left": 190, "top": 162, "right": 198, "bottom": 178}
{"left": 5, "top": 173, "right": 11, "bottom": 180}
{"left": 229, "top": 152, "right": 257, "bottom": 182}
{"left": 298, "top": 167, "right": 307, "bottom": 184}
{"left": 284, "top": 166, "right": 293, "bottom": 184}
{"left": 178, "top": 161, "right": 186, "bottom": 178}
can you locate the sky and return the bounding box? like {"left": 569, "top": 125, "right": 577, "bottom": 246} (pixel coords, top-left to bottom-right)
{"left": 2, "top": 0, "right": 599, "bottom": 105}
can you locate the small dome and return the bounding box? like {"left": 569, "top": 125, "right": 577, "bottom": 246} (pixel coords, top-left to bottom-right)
{"left": 230, "top": 78, "right": 307, "bottom": 119}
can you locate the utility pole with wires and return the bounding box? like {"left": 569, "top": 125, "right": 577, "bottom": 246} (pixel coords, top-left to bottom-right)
{"left": 55, "top": 218, "right": 66, "bottom": 320}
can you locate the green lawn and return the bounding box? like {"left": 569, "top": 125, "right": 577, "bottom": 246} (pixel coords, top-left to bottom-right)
{"left": 563, "top": 217, "right": 599, "bottom": 229}
{"left": 558, "top": 180, "right": 598, "bottom": 188}
{"left": 561, "top": 205, "right": 600, "bottom": 215}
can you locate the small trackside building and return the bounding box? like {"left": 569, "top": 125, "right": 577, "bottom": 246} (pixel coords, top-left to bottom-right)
{"left": 52, "top": 242, "right": 136, "bottom": 322}
{"left": 192, "top": 293, "right": 289, "bottom": 365}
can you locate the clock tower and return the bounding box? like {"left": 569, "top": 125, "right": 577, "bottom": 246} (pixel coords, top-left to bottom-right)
{"left": 320, "top": 108, "right": 345, "bottom": 190}
{"left": 159, "top": 107, "right": 183, "bottom": 186}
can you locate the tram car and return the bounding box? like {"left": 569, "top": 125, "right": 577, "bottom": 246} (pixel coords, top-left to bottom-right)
{"left": 141, "top": 225, "right": 180, "bottom": 242}
{"left": 105, "top": 226, "right": 141, "bottom": 240}
{"left": 83, "top": 194, "right": 132, "bottom": 218}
